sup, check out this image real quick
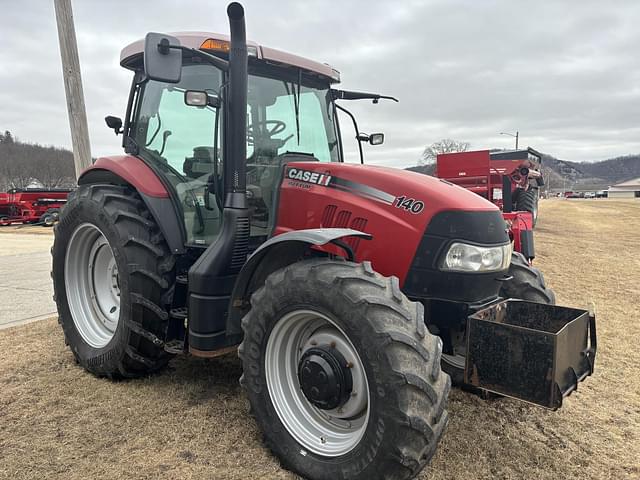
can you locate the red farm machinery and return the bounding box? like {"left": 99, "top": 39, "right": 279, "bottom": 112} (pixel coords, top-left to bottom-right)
{"left": 0, "top": 188, "right": 71, "bottom": 226}
{"left": 50, "top": 4, "right": 596, "bottom": 480}
{"left": 436, "top": 148, "right": 544, "bottom": 261}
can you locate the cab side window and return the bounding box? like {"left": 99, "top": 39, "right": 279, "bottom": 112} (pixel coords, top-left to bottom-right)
{"left": 134, "top": 63, "right": 223, "bottom": 246}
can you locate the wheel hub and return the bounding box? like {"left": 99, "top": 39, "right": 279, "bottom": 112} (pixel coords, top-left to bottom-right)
{"left": 298, "top": 346, "right": 353, "bottom": 410}
{"left": 264, "top": 311, "right": 370, "bottom": 457}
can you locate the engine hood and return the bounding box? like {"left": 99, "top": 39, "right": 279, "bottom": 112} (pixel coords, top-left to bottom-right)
{"left": 274, "top": 161, "right": 505, "bottom": 284}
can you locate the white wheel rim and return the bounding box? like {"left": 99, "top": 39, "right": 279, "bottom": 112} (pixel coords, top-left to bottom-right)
{"left": 65, "top": 223, "right": 120, "bottom": 348}
{"left": 265, "top": 309, "right": 370, "bottom": 457}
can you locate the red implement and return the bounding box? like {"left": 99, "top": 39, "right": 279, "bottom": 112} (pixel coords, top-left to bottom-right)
{"left": 0, "top": 189, "right": 71, "bottom": 226}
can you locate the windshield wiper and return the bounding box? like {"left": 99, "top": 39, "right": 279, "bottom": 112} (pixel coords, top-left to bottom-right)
{"left": 331, "top": 89, "right": 398, "bottom": 104}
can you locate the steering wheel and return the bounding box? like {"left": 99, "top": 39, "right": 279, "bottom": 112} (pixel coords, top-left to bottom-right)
{"left": 247, "top": 120, "right": 287, "bottom": 146}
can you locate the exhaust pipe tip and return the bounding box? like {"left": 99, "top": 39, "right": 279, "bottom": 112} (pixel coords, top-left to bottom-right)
{"left": 227, "top": 2, "right": 244, "bottom": 20}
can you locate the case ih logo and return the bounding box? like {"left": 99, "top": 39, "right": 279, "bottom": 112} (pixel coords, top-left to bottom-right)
{"left": 287, "top": 168, "right": 332, "bottom": 186}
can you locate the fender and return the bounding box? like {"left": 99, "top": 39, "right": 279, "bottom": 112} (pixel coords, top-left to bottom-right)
{"left": 78, "top": 155, "right": 186, "bottom": 254}
{"left": 81, "top": 156, "right": 169, "bottom": 198}
{"left": 225, "top": 228, "right": 372, "bottom": 339}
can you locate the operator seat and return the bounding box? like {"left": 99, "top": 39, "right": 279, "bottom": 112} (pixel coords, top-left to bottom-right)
{"left": 180, "top": 146, "right": 222, "bottom": 240}
{"left": 184, "top": 146, "right": 218, "bottom": 178}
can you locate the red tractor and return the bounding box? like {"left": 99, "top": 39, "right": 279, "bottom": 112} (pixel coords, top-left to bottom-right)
{"left": 51, "top": 4, "right": 595, "bottom": 480}
{"left": 0, "top": 188, "right": 71, "bottom": 226}
{"left": 436, "top": 148, "right": 544, "bottom": 260}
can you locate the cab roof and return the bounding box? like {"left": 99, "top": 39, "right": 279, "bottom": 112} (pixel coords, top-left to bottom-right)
{"left": 120, "top": 31, "right": 341, "bottom": 83}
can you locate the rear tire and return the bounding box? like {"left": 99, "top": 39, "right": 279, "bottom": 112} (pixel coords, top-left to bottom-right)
{"left": 41, "top": 208, "right": 60, "bottom": 226}
{"left": 239, "top": 259, "right": 450, "bottom": 480}
{"left": 52, "top": 184, "right": 175, "bottom": 378}
{"left": 40, "top": 212, "right": 56, "bottom": 227}
{"left": 442, "top": 251, "right": 555, "bottom": 386}
{"left": 515, "top": 188, "right": 539, "bottom": 226}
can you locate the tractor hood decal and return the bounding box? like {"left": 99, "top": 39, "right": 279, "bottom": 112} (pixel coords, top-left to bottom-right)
{"left": 286, "top": 166, "right": 395, "bottom": 206}
{"left": 328, "top": 176, "right": 396, "bottom": 205}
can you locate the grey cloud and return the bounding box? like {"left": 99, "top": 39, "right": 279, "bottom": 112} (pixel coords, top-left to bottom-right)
{"left": 0, "top": 0, "right": 638, "bottom": 167}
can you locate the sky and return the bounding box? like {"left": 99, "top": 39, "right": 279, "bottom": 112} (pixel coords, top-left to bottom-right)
{"left": 1, "top": 0, "right": 639, "bottom": 168}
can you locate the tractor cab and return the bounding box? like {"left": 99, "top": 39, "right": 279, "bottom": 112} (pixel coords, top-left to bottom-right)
{"left": 116, "top": 33, "right": 359, "bottom": 249}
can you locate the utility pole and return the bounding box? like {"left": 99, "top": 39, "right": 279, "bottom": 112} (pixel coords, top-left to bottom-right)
{"left": 515, "top": 130, "right": 519, "bottom": 150}
{"left": 54, "top": 0, "right": 92, "bottom": 179}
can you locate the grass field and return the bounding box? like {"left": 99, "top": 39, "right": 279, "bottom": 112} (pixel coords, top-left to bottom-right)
{"left": 1, "top": 199, "right": 638, "bottom": 479}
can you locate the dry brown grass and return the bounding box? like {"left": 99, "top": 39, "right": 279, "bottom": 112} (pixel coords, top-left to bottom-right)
{"left": 1, "top": 199, "right": 638, "bottom": 479}
{"left": 0, "top": 225, "right": 53, "bottom": 235}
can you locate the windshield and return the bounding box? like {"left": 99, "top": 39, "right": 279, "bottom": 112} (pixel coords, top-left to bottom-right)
{"left": 247, "top": 74, "right": 339, "bottom": 163}
{"left": 133, "top": 62, "right": 338, "bottom": 246}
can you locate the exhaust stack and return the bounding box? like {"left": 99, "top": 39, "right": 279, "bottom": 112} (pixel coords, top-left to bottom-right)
{"left": 225, "top": 2, "right": 248, "bottom": 207}
{"left": 187, "top": 2, "right": 250, "bottom": 356}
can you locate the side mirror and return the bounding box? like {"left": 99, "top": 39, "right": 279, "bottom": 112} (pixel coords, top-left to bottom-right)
{"left": 143, "top": 32, "right": 182, "bottom": 83}
{"left": 105, "top": 116, "right": 123, "bottom": 135}
{"left": 185, "top": 90, "right": 221, "bottom": 108}
{"left": 369, "top": 133, "right": 384, "bottom": 145}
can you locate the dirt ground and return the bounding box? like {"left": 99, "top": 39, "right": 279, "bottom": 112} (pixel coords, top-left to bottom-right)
{"left": 1, "top": 199, "right": 638, "bottom": 479}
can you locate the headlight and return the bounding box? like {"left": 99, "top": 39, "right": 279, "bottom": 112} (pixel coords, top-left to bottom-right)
{"left": 441, "top": 242, "right": 511, "bottom": 272}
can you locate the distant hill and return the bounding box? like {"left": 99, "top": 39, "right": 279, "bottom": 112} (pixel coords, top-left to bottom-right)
{"left": 540, "top": 154, "right": 640, "bottom": 186}
{"left": 0, "top": 131, "right": 75, "bottom": 190}
{"left": 407, "top": 151, "right": 640, "bottom": 190}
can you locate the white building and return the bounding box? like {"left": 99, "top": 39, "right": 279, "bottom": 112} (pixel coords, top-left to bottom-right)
{"left": 608, "top": 178, "right": 640, "bottom": 198}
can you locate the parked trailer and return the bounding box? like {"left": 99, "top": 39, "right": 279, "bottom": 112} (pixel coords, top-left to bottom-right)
{"left": 435, "top": 148, "right": 543, "bottom": 260}
{"left": 0, "top": 189, "right": 71, "bottom": 226}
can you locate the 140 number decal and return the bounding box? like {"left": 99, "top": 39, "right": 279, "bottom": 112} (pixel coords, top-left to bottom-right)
{"left": 394, "top": 195, "right": 425, "bottom": 214}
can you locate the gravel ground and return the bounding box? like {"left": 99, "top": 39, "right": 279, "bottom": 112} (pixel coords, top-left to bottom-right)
{"left": 0, "top": 199, "right": 638, "bottom": 479}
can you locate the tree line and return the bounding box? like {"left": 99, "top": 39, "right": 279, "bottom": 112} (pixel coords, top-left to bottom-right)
{"left": 0, "top": 131, "right": 76, "bottom": 191}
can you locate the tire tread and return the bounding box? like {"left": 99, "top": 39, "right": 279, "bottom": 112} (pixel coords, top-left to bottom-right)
{"left": 238, "top": 258, "right": 450, "bottom": 480}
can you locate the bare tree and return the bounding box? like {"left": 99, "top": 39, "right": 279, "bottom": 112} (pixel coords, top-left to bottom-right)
{"left": 0, "top": 132, "right": 75, "bottom": 190}
{"left": 420, "top": 138, "right": 470, "bottom": 165}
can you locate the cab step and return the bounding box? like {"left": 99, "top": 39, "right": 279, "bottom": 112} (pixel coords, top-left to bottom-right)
{"left": 164, "top": 339, "right": 186, "bottom": 354}
{"left": 170, "top": 307, "right": 188, "bottom": 320}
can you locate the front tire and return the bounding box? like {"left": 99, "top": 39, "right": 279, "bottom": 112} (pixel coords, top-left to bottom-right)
{"left": 499, "top": 251, "right": 555, "bottom": 304}
{"left": 239, "top": 259, "right": 450, "bottom": 480}
{"left": 52, "top": 184, "right": 175, "bottom": 378}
